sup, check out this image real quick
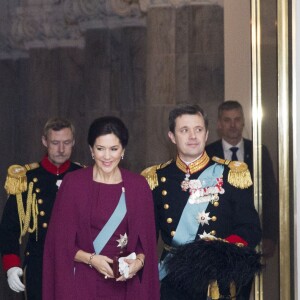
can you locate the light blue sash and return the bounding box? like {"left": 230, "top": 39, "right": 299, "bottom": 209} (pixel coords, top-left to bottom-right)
{"left": 159, "top": 163, "right": 224, "bottom": 280}
{"left": 93, "top": 188, "right": 126, "bottom": 254}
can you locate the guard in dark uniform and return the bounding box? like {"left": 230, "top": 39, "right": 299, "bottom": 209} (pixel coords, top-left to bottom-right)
{"left": 0, "top": 117, "right": 82, "bottom": 300}
{"left": 142, "top": 104, "right": 261, "bottom": 300}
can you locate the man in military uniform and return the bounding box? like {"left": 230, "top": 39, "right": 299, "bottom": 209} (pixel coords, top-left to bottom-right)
{"left": 0, "top": 117, "right": 83, "bottom": 299}
{"left": 142, "top": 104, "right": 261, "bottom": 299}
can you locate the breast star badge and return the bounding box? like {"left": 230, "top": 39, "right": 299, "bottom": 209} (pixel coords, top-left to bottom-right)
{"left": 199, "top": 231, "right": 216, "bottom": 240}
{"left": 116, "top": 233, "right": 128, "bottom": 249}
{"left": 197, "top": 211, "right": 211, "bottom": 226}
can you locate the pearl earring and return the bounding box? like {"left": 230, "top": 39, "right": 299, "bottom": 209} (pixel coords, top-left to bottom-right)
{"left": 121, "top": 154, "right": 124, "bottom": 160}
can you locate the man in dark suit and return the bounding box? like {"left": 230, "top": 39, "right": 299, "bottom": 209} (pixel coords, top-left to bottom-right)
{"left": 205, "top": 100, "right": 252, "bottom": 166}
{"left": 206, "top": 100, "right": 278, "bottom": 300}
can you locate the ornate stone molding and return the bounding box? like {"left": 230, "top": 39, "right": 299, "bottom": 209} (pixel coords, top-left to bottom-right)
{"left": 63, "top": 0, "right": 145, "bottom": 30}
{"left": 0, "top": 0, "right": 221, "bottom": 58}
{"left": 6, "top": 0, "right": 147, "bottom": 54}
{"left": 0, "top": 33, "right": 28, "bottom": 60}
{"left": 10, "top": 4, "right": 84, "bottom": 50}
{"left": 137, "top": 0, "right": 222, "bottom": 11}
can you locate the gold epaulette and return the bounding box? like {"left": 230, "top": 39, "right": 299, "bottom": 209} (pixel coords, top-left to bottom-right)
{"left": 212, "top": 156, "right": 253, "bottom": 189}
{"left": 141, "top": 160, "right": 172, "bottom": 190}
{"left": 4, "top": 162, "right": 39, "bottom": 195}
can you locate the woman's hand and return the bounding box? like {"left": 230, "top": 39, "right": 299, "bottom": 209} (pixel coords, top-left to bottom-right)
{"left": 74, "top": 250, "right": 114, "bottom": 279}
{"left": 116, "top": 254, "right": 145, "bottom": 282}
{"left": 91, "top": 254, "right": 114, "bottom": 278}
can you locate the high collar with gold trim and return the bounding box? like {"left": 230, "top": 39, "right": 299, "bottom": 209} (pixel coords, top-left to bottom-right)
{"left": 176, "top": 152, "right": 210, "bottom": 174}
{"left": 41, "top": 155, "right": 71, "bottom": 175}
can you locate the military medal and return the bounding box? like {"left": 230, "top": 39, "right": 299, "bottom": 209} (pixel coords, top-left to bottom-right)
{"left": 198, "top": 231, "right": 216, "bottom": 240}
{"left": 113, "top": 233, "right": 129, "bottom": 277}
{"left": 181, "top": 171, "right": 190, "bottom": 191}
{"left": 177, "top": 153, "right": 210, "bottom": 192}
{"left": 184, "top": 178, "right": 224, "bottom": 204}
{"left": 197, "top": 211, "right": 211, "bottom": 226}
{"left": 116, "top": 233, "right": 128, "bottom": 249}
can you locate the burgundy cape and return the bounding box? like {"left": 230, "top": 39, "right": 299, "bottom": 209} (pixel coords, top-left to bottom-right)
{"left": 43, "top": 167, "right": 160, "bottom": 300}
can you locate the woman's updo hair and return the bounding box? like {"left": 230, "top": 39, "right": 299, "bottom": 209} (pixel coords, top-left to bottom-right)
{"left": 88, "top": 116, "right": 129, "bottom": 148}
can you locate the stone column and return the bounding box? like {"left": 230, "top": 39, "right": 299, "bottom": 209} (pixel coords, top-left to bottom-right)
{"left": 145, "top": 2, "right": 224, "bottom": 166}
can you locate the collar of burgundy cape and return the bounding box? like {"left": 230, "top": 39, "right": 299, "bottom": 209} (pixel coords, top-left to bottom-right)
{"left": 41, "top": 155, "right": 71, "bottom": 175}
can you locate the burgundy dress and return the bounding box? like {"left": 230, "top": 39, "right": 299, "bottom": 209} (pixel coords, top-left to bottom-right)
{"left": 43, "top": 167, "right": 160, "bottom": 300}
{"left": 91, "top": 181, "right": 127, "bottom": 299}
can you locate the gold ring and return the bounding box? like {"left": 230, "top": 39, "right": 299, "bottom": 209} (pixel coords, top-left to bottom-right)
{"left": 104, "top": 275, "right": 108, "bottom": 279}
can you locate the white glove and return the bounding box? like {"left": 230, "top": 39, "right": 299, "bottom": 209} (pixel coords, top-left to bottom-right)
{"left": 7, "top": 267, "right": 25, "bottom": 292}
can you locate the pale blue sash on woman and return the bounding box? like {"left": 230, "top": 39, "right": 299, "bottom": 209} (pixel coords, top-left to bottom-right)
{"left": 93, "top": 188, "right": 126, "bottom": 254}
{"left": 159, "top": 164, "right": 224, "bottom": 280}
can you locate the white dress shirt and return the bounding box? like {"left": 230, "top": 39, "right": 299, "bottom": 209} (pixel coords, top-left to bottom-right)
{"left": 222, "top": 139, "right": 244, "bottom": 161}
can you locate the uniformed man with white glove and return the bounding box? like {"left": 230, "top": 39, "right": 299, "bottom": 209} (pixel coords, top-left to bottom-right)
{"left": 7, "top": 266, "right": 25, "bottom": 292}
{"left": 0, "top": 117, "right": 82, "bottom": 299}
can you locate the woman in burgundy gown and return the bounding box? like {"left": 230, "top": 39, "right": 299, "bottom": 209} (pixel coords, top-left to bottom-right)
{"left": 43, "top": 116, "right": 160, "bottom": 300}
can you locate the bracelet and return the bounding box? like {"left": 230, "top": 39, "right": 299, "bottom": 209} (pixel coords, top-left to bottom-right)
{"left": 88, "top": 252, "right": 96, "bottom": 268}
{"left": 136, "top": 257, "right": 144, "bottom": 267}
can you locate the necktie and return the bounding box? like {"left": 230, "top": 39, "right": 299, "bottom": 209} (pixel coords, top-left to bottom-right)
{"left": 230, "top": 147, "right": 238, "bottom": 161}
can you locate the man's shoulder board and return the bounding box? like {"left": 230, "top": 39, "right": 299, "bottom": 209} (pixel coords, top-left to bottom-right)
{"left": 212, "top": 156, "right": 253, "bottom": 189}
{"left": 4, "top": 162, "right": 39, "bottom": 195}
{"left": 141, "top": 160, "right": 172, "bottom": 190}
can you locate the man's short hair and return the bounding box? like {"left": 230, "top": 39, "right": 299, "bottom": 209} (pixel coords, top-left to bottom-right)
{"left": 168, "top": 103, "right": 208, "bottom": 133}
{"left": 43, "top": 117, "right": 75, "bottom": 139}
{"left": 217, "top": 100, "right": 244, "bottom": 119}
